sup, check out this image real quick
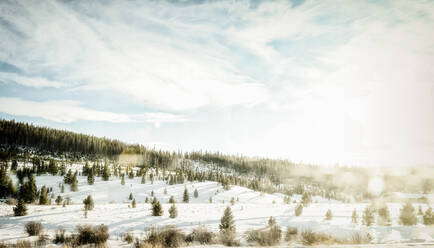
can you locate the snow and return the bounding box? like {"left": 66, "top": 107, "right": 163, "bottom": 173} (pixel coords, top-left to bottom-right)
{"left": 1, "top": 166, "right": 434, "bottom": 247}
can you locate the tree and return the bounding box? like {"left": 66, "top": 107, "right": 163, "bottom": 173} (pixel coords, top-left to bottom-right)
{"left": 399, "top": 201, "right": 417, "bottom": 226}
{"left": 39, "top": 185, "right": 48, "bottom": 205}
{"left": 194, "top": 188, "right": 198, "bottom": 198}
{"left": 121, "top": 174, "right": 125, "bottom": 185}
{"left": 152, "top": 199, "right": 163, "bottom": 216}
{"left": 268, "top": 216, "right": 276, "bottom": 227}
{"left": 423, "top": 207, "right": 434, "bottom": 225}
{"left": 20, "top": 175, "right": 37, "bottom": 203}
{"left": 219, "top": 206, "right": 235, "bottom": 233}
{"left": 362, "top": 206, "right": 375, "bottom": 226}
{"left": 302, "top": 192, "right": 312, "bottom": 206}
{"left": 132, "top": 198, "right": 136, "bottom": 208}
{"left": 378, "top": 204, "right": 391, "bottom": 226}
{"left": 141, "top": 174, "right": 146, "bottom": 184}
{"left": 295, "top": 204, "right": 303, "bottom": 216}
{"left": 70, "top": 174, "right": 78, "bottom": 192}
{"left": 418, "top": 205, "right": 424, "bottom": 215}
{"left": 64, "top": 169, "right": 73, "bottom": 184}
{"left": 48, "top": 159, "right": 58, "bottom": 175}
{"left": 183, "top": 188, "right": 189, "bottom": 203}
{"left": 325, "top": 209, "right": 333, "bottom": 220}
{"left": 168, "top": 196, "right": 176, "bottom": 204}
{"left": 164, "top": 187, "right": 167, "bottom": 195}
{"left": 13, "top": 199, "right": 27, "bottom": 216}
{"left": 87, "top": 169, "right": 95, "bottom": 185}
{"left": 55, "top": 195, "right": 63, "bottom": 205}
{"left": 0, "top": 166, "right": 14, "bottom": 198}
{"left": 230, "top": 197, "right": 235, "bottom": 206}
{"left": 83, "top": 195, "right": 94, "bottom": 211}
{"left": 102, "top": 164, "right": 110, "bottom": 181}
{"left": 169, "top": 204, "right": 178, "bottom": 218}
{"left": 351, "top": 209, "right": 358, "bottom": 224}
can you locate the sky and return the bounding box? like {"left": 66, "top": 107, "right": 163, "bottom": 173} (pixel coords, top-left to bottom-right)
{"left": 0, "top": 0, "right": 434, "bottom": 167}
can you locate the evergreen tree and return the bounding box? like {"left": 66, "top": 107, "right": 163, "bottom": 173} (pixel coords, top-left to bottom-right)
{"left": 169, "top": 204, "right": 178, "bottom": 218}
{"left": 48, "top": 159, "right": 58, "bottom": 175}
{"left": 121, "top": 174, "right": 125, "bottom": 185}
{"left": 302, "top": 192, "right": 312, "bottom": 206}
{"left": 268, "top": 216, "right": 276, "bottom": 227}
{"left": 325, "top": 209, "right": 333, "bottom": 220}
{"left": 295, "top": 204, "right": 303, "bottom": 216}
{"left": 39, "top": 185, "right": 48, "bottom": 205}
{"left": 423, "top": 207, "right": 434, "bottom": 225}
{"left": 399, "top": 201, "right": 417, "bottom": 226}
{"left": 230, "top": 197, "right": 235, "bottom": 206}
{"left": 168, "top": 196, "right": 176, "bottom": 204}
{"left": 351, "top": 209, "right": 358, "bottom": 224}
{"left": 0, "top": 166, "right": 13, "bottom": 198}
{"left": 362, "top": 206, "right": 375, "bottom": 226}
{"left": 209, "top": 197, "right": 213, "bottom": 203}
{"left": 13, "top": 199, "right": 27, "bottom": 216}
{"left": 152, "top": 199, "right": 163, "bottom": 216}
{"left": 378, "top": 204, "right": 391, "bottom": 226}
{"left": 61, "top": 184, "right": 65, "bottom": 193}
{"left": 418, "top": 205, "right": 424, "bottom": 215}
{"left": 183, "top": 188, "right": 189, "bottom": 203}
{"left": 64, "top": 169, "right": 73, "bottom": 184}
{"left": 141, "top": 174, "right": 146, "bottom": 184}
{"left": 87, "top": 168, "right": 95, "bottom": 185}
{"left": 194, "top": 188, "right": 198, "bottom": 198}
{"left": 219, "top": 206, "right": 235, "bottom": 233}
{"left": 102, "top": 164, "right": 110, "bottom": 181}
{"left": 164, "top": 187, "right": 167, "bottom": 195}
{"left": 70, "top": 174, "right": 78, "bottom": 192}
{"left": 151, "top": 190, "right": 154, "bottom": 197}
{"left": 129, "top": 192, "right": 133, "bottom": 200}
{"left": 132, "top": 198, "right": 136, "bottom": 208}
{"left": 11, "top": 159, "right": 18, "bottom": 171}
{"left": 83, "top": 195, "right": 94, "bottom": 211}
{"left": 55, "top": 195, "right": 63, "bottom": 205}
{"left": 20, "top": 175, "right": 37, "bottom": 203}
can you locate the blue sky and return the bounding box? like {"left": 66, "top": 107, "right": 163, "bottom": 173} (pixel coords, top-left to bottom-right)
{"left": 1, "top": 0, "right": 434, "bottom": 167}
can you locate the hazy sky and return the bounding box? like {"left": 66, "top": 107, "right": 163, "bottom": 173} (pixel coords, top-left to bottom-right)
{"left": 1, "top": 0, "right": 434, "bottom": 167}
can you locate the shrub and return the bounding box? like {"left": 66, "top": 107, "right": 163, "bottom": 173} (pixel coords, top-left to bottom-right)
{"left": 54, "top": 228, "right": 66, "bottom": 244}
{"left": 25, "top": 221, "right": 43, "bottom": 236}
{"left": 55, "top": 195, "right": 63, "bottom": 205}
{"left": 145, "top": 226, "right": 185, "bottom": 248}
{"left": 362, "top": 206, "right": 375, "bottom": 226}
{"left": 301, "top": 230, "right": 334, "bottom": 245}
{"left": 350, "top": 232, "right": 373, "bottom": 244}
{"left": 295, "top": 204, "right": 303, "bottom": 216}
{"left": 351, "top": 209, "right": 358, "bottom": 224}
{"left": 325, "top": 209, "right": 333, "bottom": 220}
{"left": 122, "top": 231, "right": 134, "bottom": 244}
{"left": 378, "top": 204, "right": 391, "bottom": 226}
{"left": 220, "top": 230, "right": 240, "bottom": 246}
{"left": 187, "top": 226, "right": 216, "bottom": 244}
{"left": 14, "top": 240, "right": 32, "bottom": 248}
{"left": 6, "top": 197, "right": 17, "bottom": 205}
{"left": 76, "top": 224, "right": 109, "bottom": 245}
{"left": 132, "top": 198, "right": 137, "bottom": 208}
{"left": 285, "top": 227, "right": 298, "bottom": 241}
{"left": 245, "top": 225, "right": 282, "bottom": 246}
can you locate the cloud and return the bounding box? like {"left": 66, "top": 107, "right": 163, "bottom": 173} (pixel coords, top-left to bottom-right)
{"left": 0, "top": 72, "right": 67, "bottom": 88}
{"left": 0, "top": 97, "right": 188, "bottom": 124}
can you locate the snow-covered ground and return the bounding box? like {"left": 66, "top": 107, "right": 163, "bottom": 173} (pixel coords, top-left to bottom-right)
{"left": 1, "top": 171, "right": 434, "bottom": 246}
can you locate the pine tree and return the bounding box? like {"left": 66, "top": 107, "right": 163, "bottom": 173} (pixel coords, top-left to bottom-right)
{"left": 399, "top": 201, "right": 417, "bottom": 226}
{"left": 219, "top": 206, "right": 235, "bottom": 233}
{"left": 13, "top": 199, "right": 27, "bottom": 216}
{"left": 129, "top": 192, "right": 133, "bottom": 200}
{"left": 64, "top": 169, "right": 73, "bottom": 184}
{"left": 20, "top": 175, "right": 37, "bottom": 203}
{"left": 61, "top": 184, "right": 64, "bottom": 193}
{"left": 132, "top": 198, "right": 136, "bottom": 208}
{"left": 70, "top": 174, "right": 78, "bottom": 192}
{"left": 325, "top": 209, "right": 333, "bottom": 220}
{"left": 0, "top": 166, "right": 13, "bottom": 198}
{"left": 48, "top": 159, "right": 58, "bottom": 175}
{"left": 87, "top": 169, "right": 95, "bottom": 185}
{"left": 209, "top": 197, "right": 213, "bottom": 203}
{"left": 55, "top": 195, "right": 63, "bottom": 205}
{"left": 230, "top": 197, "right": 235, "bottom": 206}
{"left": 418, "top": 205, "right": 423, "bottom": 215}
{"left": 164, "top": 187, "right": 167, "bottom": 195}
{"left": 102, "top": 164, "right": 110, "bottom": 181}
{"left": 121, "top": 174, "right": 125, "bottom": 185}
{"left": 378, "top": 204, "right": 391, "bottom": 226}
{"left": 423, "top": 207, "right": 434, "bottom": 225}
{"left": 168, "top": 196, "right": 176, "bottom": 204}
{"left": 295, "top": 204, "right": 303, "bottom": 216}
{"left": 152, "top": 199, "right": 163, "bottom": 216}
{"left": 145, "top": 197, "right": 149, "bottom": 203}
{"left": 141, "top": 174, "right": 146, "bottom": 184}
{"left": 151, "top": 190, "right": 154, "bottom": 197}
{"left": 39, "top": 185, "right": 48, "bottom": 205}
{"left": 83, "top": 195, "right": 94, "bottom": 211}
{"left": 169, "top": 204, "right": 178, "bottom": 218}
{"left": 302, "top": 192, "right": 312, "bottom": 206}
{"left": 351, "top": 209, "right": 358, "bottom": 224}
{"left": 194, "top": 188, "right": 198, "bottom": 198}
{"left": 362, "top": 206, "right": 375, "bottom": 226}
{"left": 268, "top": 216, "right": 276, "bottom": 227}
{"left": 183, "top": 188, "right": 189, "bottom": 203}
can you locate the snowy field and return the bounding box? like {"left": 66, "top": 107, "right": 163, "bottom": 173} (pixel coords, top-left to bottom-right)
{"left": 1, "top": 172, "right": 434, "bottom": 247}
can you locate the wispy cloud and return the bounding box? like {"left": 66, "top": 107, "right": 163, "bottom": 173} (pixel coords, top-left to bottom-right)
{"left": 0, "top": 97, "right": 187, "bottom": 125}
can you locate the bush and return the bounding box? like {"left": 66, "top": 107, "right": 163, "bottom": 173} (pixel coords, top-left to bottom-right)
{"left": 25, "top": 221, "right": 43, "bottom": 236}
{"left": 13, "top": 240, "right": 32, "bottom": 248}
{"left": 220, "top": 230, "right": 240, "bottom": 246}
{"left": 285, "top": 227, "right": 298, "bottom": 241}
{"left": 423, "top": 207, "right": 434, "bottom": 225}
{"left": 54, "top": 228, "right": 66, "bottom": 244}
{"left": 350, "top": 232, "right": 373, "bottom": 244}
{"left": 122, "top": 231, "right": 134, "bottom": 244}
{"left": 76, "top": 224, "right": 109, "bottom": 245}
{"left": 145, "top": 226, "right": 185, "bottom": 248}
{"left": 6, "top": 197, "right": 17, "bottom": 205}
{"left": 245, "top": 225, "right": 282, "bottom": 246}
{"left": 325, "top": 209, "right": 333, "bottom": 220}
{"left": 301, "top": 230, "right": 335, "bottom": 245}
{"left": 187, "top": 226, "right": 216, "bottom": 244}
{"left": 362, "top": 206, "right": 375, "bottom": 226}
